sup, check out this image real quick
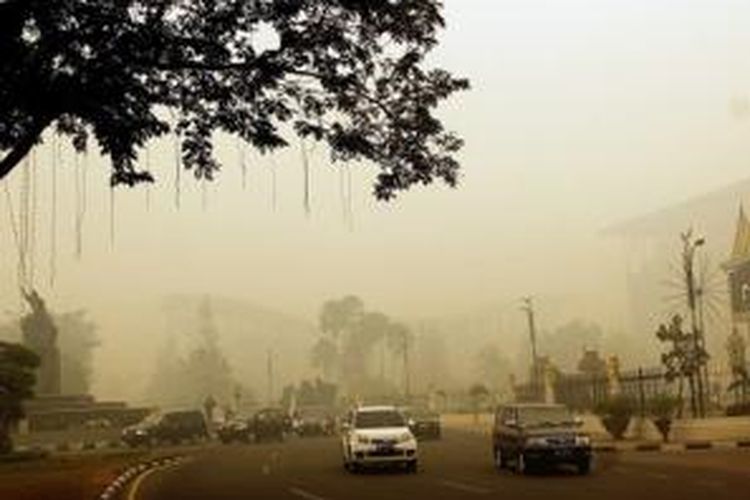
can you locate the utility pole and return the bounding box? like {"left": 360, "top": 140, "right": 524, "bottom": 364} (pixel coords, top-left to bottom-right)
{"left": 521, "top": 297, "right": 540, "bottom": 400}
{"left": 267, "top": 349, "right": 274, "bottom": 406}
{"left": 403, "top": 334, "right": 411, "bottom": 401}
{"left": 681, "top": 230, "right": 707, "bottom": 418}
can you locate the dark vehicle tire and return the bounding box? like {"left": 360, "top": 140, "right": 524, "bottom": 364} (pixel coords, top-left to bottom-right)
{"left": 493, "top": 447, "right": 506, "bottom": 470}
{"left": 515, "top": 452, "right": 529, "bottom": 475}
{"left": 406, "top": 460, "right": 418, "bottom": 474}
{"left": 577, "top": 458, "right": 591, "bottom": 475}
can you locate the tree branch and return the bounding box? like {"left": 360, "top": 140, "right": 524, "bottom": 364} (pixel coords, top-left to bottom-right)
{"left": 0, "top": 116, "right": 52, "bottom": 182}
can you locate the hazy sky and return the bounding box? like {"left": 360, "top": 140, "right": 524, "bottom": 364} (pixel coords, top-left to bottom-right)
{"left": 2, "top": 0, "right": 750, "bottom": 368}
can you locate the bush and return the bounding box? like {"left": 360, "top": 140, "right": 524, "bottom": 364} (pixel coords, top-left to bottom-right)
{"left": 647, "top": 393, "right": 680, "bottom": 442}
{"left": 595, "top": 395, "right": 635, "bottom": 440}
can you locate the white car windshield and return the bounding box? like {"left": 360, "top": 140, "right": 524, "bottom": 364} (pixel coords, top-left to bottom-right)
{"left": 355, "top": 410, "right": 405, "bottom": 429}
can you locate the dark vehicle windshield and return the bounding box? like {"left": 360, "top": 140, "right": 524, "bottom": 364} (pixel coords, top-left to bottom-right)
{"left": 408, "top": 408, "right": 438, "bottom": 419}
{"left": 517, "top": 406, "right": 574, "bottom": 428}
{"left": 355, "top": 410, "right": 405, "bottom": 429}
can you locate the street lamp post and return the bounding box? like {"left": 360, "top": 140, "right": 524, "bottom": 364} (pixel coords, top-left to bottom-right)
{"left": 521, "top": 297, "right": 540, "bottom": 400}
{"left": 682, "top": 231, "right": 707, "bottom": 418}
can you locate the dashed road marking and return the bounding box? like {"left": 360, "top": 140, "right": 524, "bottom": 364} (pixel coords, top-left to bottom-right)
{"left": 289, "top": 487, "right": 329, "bottom": 500}
{"left": 439, "top": 480, "right": 491, "bottom": 495}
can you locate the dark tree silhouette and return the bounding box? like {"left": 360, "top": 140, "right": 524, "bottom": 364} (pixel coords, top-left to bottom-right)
{"left": 0, "top": 341, "right": 39, "bottom": 454}
{"left": 0, "top": 0, "right": 468, "bottom": 199}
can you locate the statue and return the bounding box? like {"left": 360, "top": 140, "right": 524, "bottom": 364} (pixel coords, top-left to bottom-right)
{"left": 606, "top": 355, "right": 622, "bottom": 397}
{"left": 20, "top": 290, "right": 61, "bottom": 395}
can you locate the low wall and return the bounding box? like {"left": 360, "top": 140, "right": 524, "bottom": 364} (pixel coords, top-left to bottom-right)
{"left": 441, "top": 412, "right": 750, "bottom": 443}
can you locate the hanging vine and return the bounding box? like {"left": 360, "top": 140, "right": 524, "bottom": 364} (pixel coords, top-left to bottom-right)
{"left": 109, "top": 184, "right": 116, "bottom": 249}
{"left": 270, "top": 156, "right": 278, "bottom": 212}
{"left": 19, "top": 156, "right": 30, "bottom": 288}
{"left": 171, "top": 111, "right": 182, "bottom": 211}
{"left": 238, "top": 137, "right": 247, "bottom": 191}
{"left": 145, "top": 144, "right": 151, "bottom": 212}
{"left": 3, "top": 177, "right": 22, "bottom": 292}
{"left": 345, "top": 166, "right": 354, "bottom": 232}
{"left": 28, "top": 147, "right": 38, "bottom": 288}
{"left": 49, "top": 135, "right": 58, "bottom": 287}
{"left": 73, "top": 151, "right": 86, "bottom": 260}
{"left": 299, "top": 139, "right": 315, "bottom": 217}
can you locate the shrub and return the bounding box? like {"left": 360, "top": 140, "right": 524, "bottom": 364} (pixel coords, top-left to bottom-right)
{"left": 595, "top": 395, "right": 635, "bottom": 440}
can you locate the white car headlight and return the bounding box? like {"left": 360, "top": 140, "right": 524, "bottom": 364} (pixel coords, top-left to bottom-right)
{"left": 356, "top": 434, "right": 371, "bottom": 445}
{"left": 525, "top": 437, "right": 548, "bottom": 447}
{"left": 397, "top": 432, "right": 413, "bottom": 444}
{"left": 575, "top": 435, "right": 591, "bottom": 446}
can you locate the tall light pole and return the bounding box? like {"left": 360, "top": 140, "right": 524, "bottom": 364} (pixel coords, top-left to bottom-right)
{"left": 267, "top": 348, "right": 274, "bottom": 406}
{"left": 681, "top": 230, "right": 707, "bottom": 417}
{"left": 521, "top": 297, "right": 540, "bottom": 400}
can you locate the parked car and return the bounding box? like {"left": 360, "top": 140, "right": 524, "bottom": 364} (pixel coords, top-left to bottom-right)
{"left": 217, "top": 418, "right": 252, "bottom": 444}
{"left": 121, "top": 410, "right": 209, "bottom": 447}
{"left": 252, "top": 408, "right": 286, "bottom": 442}
{"left": 341, "top": 405, "right": 418, "bottom": 473}
{"left": 402, "top": 407, "right": 441, "bottom": 440}
{"left": 492, "top": 403, "right": 592, "bottom": 475}
{"left": 294, "top": 406, "right": 336, "bottom": 437}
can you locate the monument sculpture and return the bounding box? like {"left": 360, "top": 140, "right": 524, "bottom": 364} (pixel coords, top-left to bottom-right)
{"left": 20, "top": 290, "right": 61, "bottom": 395}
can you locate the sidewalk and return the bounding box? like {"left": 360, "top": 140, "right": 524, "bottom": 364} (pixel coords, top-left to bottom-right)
{"left": 442, "top": 413, "right": 750, "bottom": 452}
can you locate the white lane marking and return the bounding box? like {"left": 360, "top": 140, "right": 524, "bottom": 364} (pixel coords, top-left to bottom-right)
{"left": 288, "top": 487, "right": 329, "bottom": 500}
{"left": 439, "top": 480, "right": 491, "bottom": 495}
{"left": 127, "top": 463, "right": 179, "bottom": 500}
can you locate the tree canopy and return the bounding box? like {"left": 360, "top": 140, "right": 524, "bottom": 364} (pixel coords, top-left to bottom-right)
{"left": 0, "top": 0, "right": 468, "bottom": 199}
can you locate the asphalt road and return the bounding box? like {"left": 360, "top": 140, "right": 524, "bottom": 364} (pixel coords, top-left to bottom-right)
{"left": 127, "top": 430, "right": 750, "bottom": 500}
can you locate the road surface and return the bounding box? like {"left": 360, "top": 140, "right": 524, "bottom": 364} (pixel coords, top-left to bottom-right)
{"left": 127, "top": 430, "right": 750, "bottom": 500}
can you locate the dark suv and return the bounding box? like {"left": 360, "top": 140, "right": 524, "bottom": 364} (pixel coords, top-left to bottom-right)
{"left": 492, "top": 403, "right": 592, "bottom": 475}
{"left": 122, "top": 410, "right": 209, "bottom": 447}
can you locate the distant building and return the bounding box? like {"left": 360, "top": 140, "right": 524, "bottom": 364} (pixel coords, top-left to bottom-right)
{"left": 604, "top": 178, "right": 750, "bottom": 358}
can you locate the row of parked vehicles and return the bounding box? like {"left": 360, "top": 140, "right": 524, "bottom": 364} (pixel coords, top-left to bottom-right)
{"left": 120, "top": 404, "right": 443, "bottom": 449}
{"left": 120, "top": 407, "right": 292, "bottom": 447}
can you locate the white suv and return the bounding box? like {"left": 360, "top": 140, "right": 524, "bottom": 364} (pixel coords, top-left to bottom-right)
{"left": 341, "top": 406, "right": 418, "bottom": 473}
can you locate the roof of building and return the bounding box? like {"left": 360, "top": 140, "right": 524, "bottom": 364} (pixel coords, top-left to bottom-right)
{"left": 603, "top": 177, "right": 750, "bottom": 237}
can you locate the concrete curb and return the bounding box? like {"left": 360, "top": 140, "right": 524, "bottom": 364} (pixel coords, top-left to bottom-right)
{"left": 593, "top": 439, "right": 750, "bottom": 453}
{"left": 97, "top": 455, "right": 185, "bottom": 500}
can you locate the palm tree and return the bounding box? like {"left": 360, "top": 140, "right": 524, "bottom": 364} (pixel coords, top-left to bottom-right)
{"left": 311, "top": 338, "right": 339, "bottom": 382}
